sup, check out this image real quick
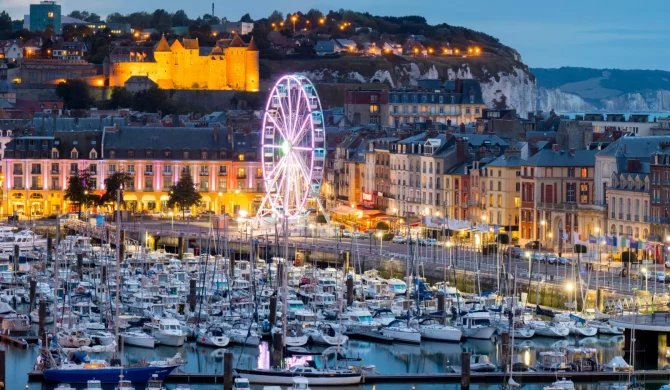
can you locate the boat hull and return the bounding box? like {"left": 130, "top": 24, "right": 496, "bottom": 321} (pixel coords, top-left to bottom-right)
{"left": 463, "top": 326, "right": 495, "bottom": 340}
{"left": 381, "top": 329, "right": 421, "bottom": 344}
{"left": 420, "top": 327, "right": 462, "bottom": 342}
{"left": 123, "top": 335, "right": 156, "bottom": 348}
{"left": 154, "top": 333, "right": 185, "bottom": 347}
{"left": 236, "top": 369, "right": 361, "bottom": 385}
{"left": 43, "top": 365, "right": 179, "bottom": 383}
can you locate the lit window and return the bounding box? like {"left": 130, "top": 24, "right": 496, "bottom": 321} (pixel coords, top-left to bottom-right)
{"left": 48, "top": 12, "right": 54, "bottom": 18}
{"left": 239, "top": 154, "right": 245, "bottom": 161}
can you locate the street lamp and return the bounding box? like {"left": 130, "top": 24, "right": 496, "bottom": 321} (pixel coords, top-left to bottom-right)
{"left": 641, "top": 267, "right": 648, "bottom": 291}
{"left": 291, "top": 15, "right": 297, "bottom": 32}
{"left": 376, "top": 231, "right": 383, "bottom": 255}
{"left": 169, "top": 211, "right": 174, "bottom": 231}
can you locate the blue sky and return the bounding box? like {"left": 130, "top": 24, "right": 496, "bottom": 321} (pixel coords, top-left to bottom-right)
{"left": 7, "top": 0, "right": 670, "bottom": 70}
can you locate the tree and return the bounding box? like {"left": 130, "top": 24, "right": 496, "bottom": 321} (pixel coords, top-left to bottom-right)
{"left": 109, "top": 87, "right": 133, "bottom": 109}
{"left": 55, "top": 79, "right": 93, "bottom": 109}
{"left": 87, "top": 13, "right": 102, "bottom": 23}
{"left": 102, "top": 172, "right": 131, "bottom": 206}
{"left": 151, "top": 9, "right": 173, "bottom": 32}
{"left": 268, "top": 10, "right": 283, "bottom": 24}
{"left": 132, "top": 86, "right": 175, "bottom": 114}
{"left": 0, "top": 11, "right": 12, "bottom": 32}
{"left": 106, "top": 12, "right": 129, "bottom": 24}
{"left": 376, "top": 221, "right": 389, "bottom": 231}
{"left": 167, "top": 173, "right": 201, "bottom": 218}
{"left": 171, "top": 10, "right": 190, "bottom": 27}
{"left": 240, "top": 13, "right": 253, "bottom": 23}
{"left": 64, "top": 171, "right": 98, "bottom": 215}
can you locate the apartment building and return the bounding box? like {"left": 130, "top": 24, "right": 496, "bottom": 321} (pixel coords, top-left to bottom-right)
{"left": 484, "top": 152, "right": 523, "bottom": 240}
{"left": 607, "top": 164, "right": 650, "bottom": 242}
{"left": 649, "top": 143, "right": 670, "bottom": 242}
{"left": 363, "top": 138, "right": 396, "bottom": 210}
{"left": 520, "top": 146, "right": 599, "bottom": 248}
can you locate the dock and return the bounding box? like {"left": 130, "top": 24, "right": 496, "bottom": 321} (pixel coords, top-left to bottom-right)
{"left": 0, "top": 334, "right": 39, "bottom": 349}
{"left": 28, "top": 369, "right": 670, "bottom": 384}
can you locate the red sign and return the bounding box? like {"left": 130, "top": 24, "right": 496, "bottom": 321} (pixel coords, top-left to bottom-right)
{"left": 362, "top": 192, "right": 374, "bottom": 203}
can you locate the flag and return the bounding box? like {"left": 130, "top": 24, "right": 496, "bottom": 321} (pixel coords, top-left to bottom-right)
{"left": 562, "top": 232, "right": 569, "bottom": 241}
{"left": 644, "top": 241, "right": 655, "bottom": 251}
{"left": 589, "top": 235, "right": 597, "bottom": 244}
{"left": 612, "top": 236, "right": 618, "bottom": 247}
{"left": 606, "top": 236, "right": 613, "bottom": 246}
{"left": 630, "top": 241, "right": 639, "bottom": 250}
{"left": 572, "top": 232, "right": 581, "bottom": 244}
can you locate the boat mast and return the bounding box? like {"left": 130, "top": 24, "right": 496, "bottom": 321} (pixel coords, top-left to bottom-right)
{"left": 52, "top": 206, "right": 60, "bottom": 336}
{"left": 114, "top": 188, "right": 121, "bottom": 359}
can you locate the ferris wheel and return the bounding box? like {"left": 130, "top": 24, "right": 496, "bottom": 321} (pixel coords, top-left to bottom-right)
{"left": 259, "top": 75, "right": 326, "bottom": 221}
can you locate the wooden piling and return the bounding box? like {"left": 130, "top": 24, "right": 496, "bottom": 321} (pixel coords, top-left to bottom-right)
{"left": 178, "top": 234, "right": 184, "bottom": 261}
{"left": 29, "top": 279, "right": 36, "bottom": 312}
{"left": 223, "top": 351, "right": 233, "bottom": 390}
{"left": 437, "top": 292, "right": 445, "bottom": 312}
{"left": 276, "top": 262, "right": 283, "bottom": 288}
{"left": 119, "top": 229, "right": 126, "bottom": 262}
{"left": 461, "top": 351, "right": 471, "bottom": 390}
{"left": 38, "top": 300, "right": 47, "bottom": 336}
{"left": 46, "top": 237, "right": 52, "bottom": 262}
{"left": 346, "top": 277, "right": 354, "bottom": 306}
{"left": 272, "top": 331, "right": 283, "bottom": 368}
{"left": 12, "top": 244, "right": 19, "bottom": 273}
{"left": 77, "top": 253, "right": 84, "bottom": 278}
{"left": 269, "top": 295, "right": 277, "bottom": 326}
{"left": 501, "top": 332, "right": 510, "bottom": 373}
{"left": 0, "top": 348, "right": 6, "bottom": 387}
{"left": 189, "top": 279, "right": 197, "bottom": 312}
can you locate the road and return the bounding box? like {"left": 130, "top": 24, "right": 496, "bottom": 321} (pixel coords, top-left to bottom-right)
{"left": 116, "top": 219, "right": 670, "bottom": 299}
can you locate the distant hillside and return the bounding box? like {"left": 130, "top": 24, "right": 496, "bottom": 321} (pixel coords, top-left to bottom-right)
{"left": 531, "top": 67, "right": 670, "bottom": 112}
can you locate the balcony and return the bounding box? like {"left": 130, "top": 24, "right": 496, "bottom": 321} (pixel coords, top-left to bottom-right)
{"left": 144, "top": 171, "right": 153, "bottom": 176}
{"left": 69, "top": 170, "right": 78, "bottom": 175}
{"left": 12, "top": 170, "right": 22, "bottom": 175}
{"left": 12, "top": 185, "right": 24, "bottom": 190}
{"left": 50, "top": 185, "right": 61, "bottom": 190}
{"left": 144, "top": 186, "right": 154, "bottom": 192}
{"left": 645, "top": 216, "right": 659, "bottom": 223}
{"left": 538, "top": 202, "right": 578, "bottom": 211}
{"left": 218, "top": 170, "right": 228, "bottom": 176}
{"left": 30, "top": 185, "right": 43, "bottom": 190}
{"left": 237, "top": 174, "right": 247, "bottom": 179}
{"left": 199, "top": 171, "right": 209, "bottom": 176}
{"left": 467, "top": 198, "right": 477, "bottom": 206}
{"left": 163, "top": 171, "right": 172, "bottom": 176}
{"left": 31, "top": 169, "right": 42, "bottom": 175}
{"left": 626, "top": 214, "right": 631, "bottom": 221}
{"left": 51, "top": 169, "right": 60, "bottom": 174}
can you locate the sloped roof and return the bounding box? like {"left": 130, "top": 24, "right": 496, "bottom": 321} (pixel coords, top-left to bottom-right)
{"left": 487, "top": 154, "right": 524, "bottom": 167}
{"left": 228, "top": 35, "right": 246, "bottom": 48}
{"left": 524, "top": 148, "right": 598, "bottom": 167}
{"left": 183, "top": 38, "right": 199, "bottom": 50}
{"left": 246, "top": 37, "right": 258, "bottom": 52}
{"left": 104, "top": 126, "right": 232, "bottom": 151}
{"left": 597, "top": 136, "right": 670, "bottom": 159}
{"left": 170, "top": 38, "right": 184, "bottom": 51}
{"left": 155, "top": 36, "right": 171, "bottom": 52}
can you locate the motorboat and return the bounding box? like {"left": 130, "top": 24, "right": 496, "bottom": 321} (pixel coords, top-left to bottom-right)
{"left": 233, "top": 377, "right": 251, "bottom": 390}
{"left": 543, "top": 378, "right": 575, "bottom": 390}
{"left": 196, "top": 326, "right": 230, "bottom": 348}
{"left": 535, "top": 351, "right": 569, "bottom": 371}
{"left": 57, "top": 330, "right": 92, "bottom": 348}
{"left": 588, "top": 320, "right": 623, "bottom": 335}
{"left": 55, "top": 384, "right": 74, "bottom": 390}
{"left": 380, "top": 320, "right": 421, "bottom": 344}
{"left": 236, "top": 361, "right": 362, "bottom": 385}
{"left": 385, "top": 278, "right": 407, "bottom": 295}
{"left": 90, "top": 330, "right": 115, "bottom": 346}
{"left": 227, "top": 322, "right": 261, "bottom": 346}
{"left": 84, "top": 379, "right": 102, "bottom": 390}
{"left": 281, "top": 325, "right": 309, "bottom": 347}
{"left": 565, "top": 346, "right": 599, "bottom": 372}
{"left": 413, "top": 318, "right": 462, "bottom": 342}
{"left": 149, "top": 318, "right": 186, "bottom": 347}
{"left": 291, "top": 376, "right": 310, "bottom": 390}
{"left": 470, "top": 354, "right": 496, "bottom": 372}
{"left": 459, "top": 310, "right": 496, "bottom": 340}
{"left": 114, "top": 380, "right": 136, "bottom": 390}
{"left": 304, "top": 324, "right": 348, "bottom": 346}
{"left": 1, "top": 313, "right": 31, "bottom": 333}
{"left": 121, "top": 330, "right": 156, "bottom": 348}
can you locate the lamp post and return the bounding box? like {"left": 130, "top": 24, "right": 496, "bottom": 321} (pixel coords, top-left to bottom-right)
{"left": 525, "top": 251, "right": 532, "bottom": 306}
{"left": 376, "top": 231, "right": 383, "bottom": 255}
{"left": 291, "top": 15, "right": 297, "bottom": 32}
{"left": 641, "top": 267, "right": 648, "bottom": 291}
{"left": 169, "top": 211, "right": 174, "bottom": 231}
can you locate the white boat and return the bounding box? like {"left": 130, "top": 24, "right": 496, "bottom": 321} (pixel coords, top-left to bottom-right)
{"left": 543, "top": 378, "right": 575, "bottom": 390}
{"left": 535, "top": 351, "right": 569, "bottom": 371}
{"left": 1, "top": 313, "right": 31, "bottom": 333}
{"left": 233, "top": 377, "right": 251, "bottom": 390}
{"left": 470, "top": 354, "right": 496, "bottom": 372}
{"left": 380, "top": 320, "right": 421, "bottom": 344}
{"left": 414, "top": 318, "right": 462, "bottom": 342}
{"left": 304, "top": 324, "right": 348, "bottom": 346}
{"left": 84, "top": 379, "right": 102, "bottom": 390}
{"left": 283, "top": 326, "right": 309, "bottom": 347}
{"left": 114, "top": 380, "right": 136, "bottom": 390}
{"left": 151, "top": 318, "right": 186, "bottom": 347}
{"left": 236, "top": 363, "right": 361, "bottom": 385}
{"left": 459, "top": 310, "right": 496, "bottom": 340}
{"left": 291, "top": 376, "right": 310, "bottom": 390}
{"left": 385, "top": 278, "right": 407, "bottom": 295}
{"left": 57, "top": 329, "right": 92, "bottom": 348}
{"left": 228, "top": 322, "right": 260, "bottom": 346}
{"left": 55, "top": 384, "right": 74, "bottom": 390}
{"left": 121, "top": 330, "right": 156, "bottom": 348}
{"left": 527, "top": 320, "right": 569, "bottom": 338}
{"left": 196, "top": 326, "right": 230, "bottom": 348}
{"left": 588, "top": 320, "right": 623, "bottom": 335}
{"left": 90, "top": 330, "right": 115, "bottom": 346}
{"left": 568, "top": 323, "right": 598, "bottom": 337}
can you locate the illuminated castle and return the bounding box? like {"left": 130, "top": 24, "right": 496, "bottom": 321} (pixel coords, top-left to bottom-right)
{"left": 104, "top": 35, "right": 259, "bottom": 91}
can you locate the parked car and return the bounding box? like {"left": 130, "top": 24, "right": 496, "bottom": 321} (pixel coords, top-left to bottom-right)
{"left": 558, "top": 257, "right": 571, "bottom": 266}
{"left": 198, "top": 210, "right": 215, "bottom": 217}
{"left": 653, "top": 271, "right": 667, "bottom": 283}
{"left": 425, "top": 238, "right": 438, "bottom": 247}
{"left": 176, "top": 210, "right": 194, "bottom": 219}
{"left": 417, "top": 238, "right": 428, "bottom": 246}
{"left": 342, "top": 230, "right": 352, "bottom": 238}
{"left": 531, "top": 253, "right": 543, "bottom": 263}
{"left": 506, "top": 247, "right": 523, "bottom": 259}
{"left": 392, "top": 236, "right": 406, "bottom": 244}
{"left": 525, "top": 241, "right": 541, "bottom": 250}
{"left": 354, "top": 232, "right": 369, "bottom": 239}
{"left": 545, "top": 254, "right": 558, "bottom": 264}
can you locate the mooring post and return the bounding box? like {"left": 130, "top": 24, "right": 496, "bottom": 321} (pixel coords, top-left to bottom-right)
{"left": 501, "top": 331, "right": 510, "bottom": 373}
{"left": 13, "top": 244, "right": 19, "bottom": 274}
{"left": 46, "top": 237, "right": 53, "bottom": 262}
{"left": 29, "top": 278, "right": 37, "bottom": 312}
{"left": 178, "top": 234, "right": 184, "bottom": 261}
{"left": 38, "top": 300, "right": 47, "bottom": 336}
{"left": 269, "top": 295, "right": 277, "bottom": 326}
{"left": 0, "top": 347, "right": 6, "bottom": 387}
{"left": 346, "top": 277, "right": 354, "bottom": 306}
{"left": 189, "top": 279, "right": 197, "bottom": 312}
{"left": 77, "top": 253, "right": 84, "bottom": 279}
{"left": 461, "top": 351, "right": 471, "bottom": 390}
{"left": 224, "top": 351, "right": 233, "bottom": 390}
{"left": 272, "top": 331, "right": 283, "bottom": 368}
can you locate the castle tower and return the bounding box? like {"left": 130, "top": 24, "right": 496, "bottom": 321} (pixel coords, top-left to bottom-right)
{"left": 224, "top": 34, "right": 247, "bottom": 91}
{"left": 244, "top": 37, "right": 259, "bottom": 92}
{"left": 154, "top": 35, "right": 173, "bottom": 85}
{"left": 208, "top": 46, "right": 226, "bottom": 89}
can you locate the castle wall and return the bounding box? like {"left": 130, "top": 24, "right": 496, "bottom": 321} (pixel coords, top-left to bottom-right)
{"left": 245, "top": 51, "right": 259, "bottom": 92}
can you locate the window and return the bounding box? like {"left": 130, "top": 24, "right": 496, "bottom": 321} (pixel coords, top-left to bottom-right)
{"left": 165, "top": 150, "right": 171, "bottom": 158}
{"left": 52, "top": 151, "right": 58, "bottom": 158}
{"left": 497, "top": 181, "right": 501, "bottom": 191}
{"left": 127, "top": 164, "right": 135, "bottom": 174}
{"left": 566, "top": 183, "right": 575, "bottom": 202}
{"left": 144, "top": 177, "right": 153, "bottom": 190}
{"left": 146, "top": 150, "right": 153, "bottom": 158}
{"left": 237, "top": 168, "right": 246, "bottom": 178}
{"left": 580, "top": 183, "right": 589, "bottom": 203}
{"left": 497, "top": 195, "right": 502, "bottom": 207}
{"left": 581, "top": 168, "right": 588, "bottom": 178}
{"left": 145, "top": 165, "right": 153, "bottom": 174}
{"left": 466, "top": 108, "right": 471, "bottom": 114}
{"left": 239, "top": 154, "right": 245, "bottom": 161}
{"left": 164, "top": 165, "right": 172, "bottom": 175}
{"left": 219, "top": 166, "right": 228, "bottom": 175}
{"left": 89, "top": 165, "right": 97, "bottom": 174}
{"left": 201, "top": 151, "right": 208, "bottom": 159}
{"left": 51, "top": 163, "right": 59, "bottom": 173}
{"left": 109, "top": 150, "right": 116, "bottom": 158}
{"left": 69, "top": 163, "right": 78, "bottom": 174}
{"left": 183, "top": 151, "right": 190, "bottom": 159}
{"left": 127, "top": 150, "right": 134, "bottom": 158}
{"left": 71, "top": 151, "right": 78, "bottom": 159}
{"left": 568, "top": 168, "right": 575, "bottom": 177}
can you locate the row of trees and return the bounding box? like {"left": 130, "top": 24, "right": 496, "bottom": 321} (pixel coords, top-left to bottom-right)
{"left": 64, "top": 171, "right": 202, "bottom": 218}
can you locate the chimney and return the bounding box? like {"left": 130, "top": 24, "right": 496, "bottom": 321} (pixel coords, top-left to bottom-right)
{"left": 213, "top": 124, "right": 219, "bottom": 141}
{"left": 459, "top": 123, "right": 465, "bottom": 133}
{"left": 569, "top": 148, "right": 576, "bottom": 156}
{"left": 456, "top": 137, "right": 467, "bottom": 163}
{"left": 626, "top": 158, "right": 640, "bottom": 172}
{"left": 612, "top": 130, "right": 623, "bottom": 141}
{"left": 475, "top": 147, "right": 486, "bottom": 161}
{"left": 552, "top": 144, "right": 559, "bottom": 152}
